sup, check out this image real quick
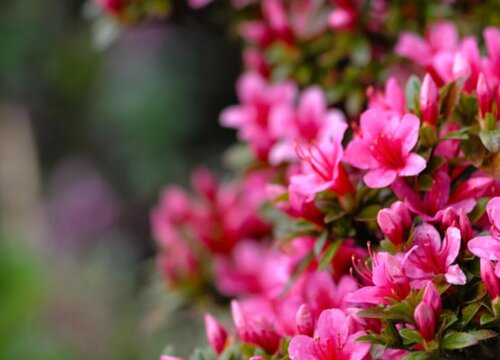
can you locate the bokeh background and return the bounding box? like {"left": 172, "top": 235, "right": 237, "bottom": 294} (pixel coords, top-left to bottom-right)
{"left": 0, "top": 0, "right": 240, "bottom": 358}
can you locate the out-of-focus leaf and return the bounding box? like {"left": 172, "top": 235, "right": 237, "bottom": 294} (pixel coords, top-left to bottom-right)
{"left": 318, "top": 239, "right": 343, "bottom": 270}
{"left": 479, "top": 129, "right": 500, "bottom": 153}
{"left": 402, "top": 351, "right": 433, "bottom": 360}
{"left": 459, "top": 303, "right": 481, "bottom": 329}
{"left": 441, "top": 332, "right": 478, "bottom": 350}
{"left": 470, "top": 330, "right": 498, "bottom": 342}
{"left": 417, "top": 174, "right": 434, "bottom": 191}
{"left": 400, "top": 328, "right": 424, "bottom": 345}
{"left": 405, "top": 75, "right": 422, "bottom": 113}
{"left": 314, "top": 232, "right": 328, "bottom": 256}
{"left": 354, "top": 204, "right": 381, "bottom": 222}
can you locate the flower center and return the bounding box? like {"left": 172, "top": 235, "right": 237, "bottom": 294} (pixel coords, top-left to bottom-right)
{"left": 369, "top": 133, "right": 406, "bottom": 169}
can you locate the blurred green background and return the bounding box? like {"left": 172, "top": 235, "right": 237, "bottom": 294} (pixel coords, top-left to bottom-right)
{"left": 0, "top": 0, "right": 240, "bottom": 358}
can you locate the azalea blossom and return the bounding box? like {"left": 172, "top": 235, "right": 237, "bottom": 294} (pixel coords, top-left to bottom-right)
{"left": 347, "top": 251, "right": 411, "bottom": 305}
{"left": 377, "top": 200, "right": 412, "bottom": 245}
{"left": 403, "top": 223, "right": 466, "bottom": 286}
{"left": 344, "top": 109, "right": 426, "bottom": 188}
{"left": 392, "top": 170, "right": 493, "bottom": 222}
{"left": 414, "top": 281, "right": 442, "bottom": 341}
{"left": 269, "top": 86, "right": 345, "bottom": 165}
{"left": 221, "top": 73, "right": 297, "bottom": 161}
{"left": 367, "top": 76, "right": 406, "bottom": 116}
{"left": 468, "top": 197, "right": 500, "bottom": 273}
{"left": 288, "top": 309, "right": 370, "bottom": 360}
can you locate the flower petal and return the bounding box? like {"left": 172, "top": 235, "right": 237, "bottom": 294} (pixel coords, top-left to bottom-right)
{"left": 445, "top": 264, "right": 466, "bottom": 285}
{"left": 364, "top": 168, "right": 397, "bottom": 188}
{"left": 468, "top": 236, "right": 500, "bottom": 261}
{"left": 395, "top": 114, "right": 420, "bottom": 153}
{"left": 399, "top": 153, "right": 426, "bottom": 176}
{"left": 288, "top": 335, "right": 317, "bottom": 360}
{"left": 344, "top": 139, "right": 377, "bottom": 169}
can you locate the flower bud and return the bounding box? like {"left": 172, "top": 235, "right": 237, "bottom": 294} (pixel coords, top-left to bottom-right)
{"left": 481, "top": 259, "right": 500, "bottom": 301}
{"left": 422, "top": 282, "right": 442, "bottom": 318}
{"left": 441, "top": 207, "right": 472, "bottom": 244}
{"left": 477, "top": 73, "right": 493, "bottom": 118}
{"left": 414, "top": 302, "right": 436, "bottom": 341}
{"left": 377, "top": 201, "right": 411, "bottom": 245}
{"left": 204, "top": 313, "right": 228, "bottom": 355}
{"left": 420, "top": 74, "right": 439, "bottom": 126}
{"left": 295, "top": 304, "right": 314, "bottom": 336}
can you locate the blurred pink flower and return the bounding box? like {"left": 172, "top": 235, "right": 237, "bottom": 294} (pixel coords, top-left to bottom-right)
{"left": 204, "top": 313, "right": 228, "bottom": 355}
{"left": 344, "top": 109, "right": 425, "bottom": 188}
{"left": 221, "top": 73, "right": 297, "bottom": 161}
{"left": 367, "top": 77, "right": 406, "bottom": 116}
{"left": 468, "top": 197, "right": 500, "bottom": 269}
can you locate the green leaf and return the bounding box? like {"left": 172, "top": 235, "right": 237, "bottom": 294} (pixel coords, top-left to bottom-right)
{"left": 470, "top": 329, "right": 498, "bottom": 342}
{"left": 479, "top": 129, "right": 500, "bottom": 153}
{"left": 314, "top": 232, "right": 328, "bottom": 256}
{"left": 354, "top": 204, "right": 381, "bottom": 222}
{"left": 402, "top": 351, "right": 433, "bottom": 360}
{"left": 400, "top": 328, "right": 424, "bottom": 345}
{"left": 459, "top": 302, "right": 481, "bottom": 329}
{"left": 318, "top": 239, "right": 343, "bottom": 270}
{"left": 356, "top": 334, "right": 388, "bottom": 345}
{"left": 323, "top": 209, "right": 346, "bottom": 223}
{"left": 405, "top": 75, "right": 422, "bottom": 113}
{"left": 480, "top": 312, "right": 496, "bottom": 325}
{"left": 441, "top": 332, "right": 478, "bottom": 350}
{"left": 357, "top": 307, "right": 406, "bottom": 320}
{"left": 440, "top": 78, "right": 465, "bottom": 120}
{"left": 461, "top": 135, "right": 487, "bottom": 167}
{"left": 441, "top": 129, "right": 470, "bottom": 140}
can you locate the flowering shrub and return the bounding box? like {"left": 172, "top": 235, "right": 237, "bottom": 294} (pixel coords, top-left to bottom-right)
{"left": 96, "top": 0, "right": 500, "bottom": 358}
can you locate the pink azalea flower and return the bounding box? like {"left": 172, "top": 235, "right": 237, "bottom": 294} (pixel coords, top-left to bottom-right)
{"left": 414, "top": 281, "right": 442, "bottom": 341}
{"left": 348, "top": 252, "right": 411, "bottom": 305}
{"left": 392, "top": 170, "right": 493, "bottom": 222}
{"left": 204, "top": 313, "right": 228, "bottom": 355}
{"left": 367, "top": 77, "right": 406, "bottom": 116}
{"left": 269, "top": 86, "right": 345, "bottom": 165}
{"left": 220, "top": 73, "right": 297, "bottom": 161}
{"left": 231, "top": 300, "right": 281, "bottom": 354}
{"left": 396, "top": 21, "right": 459, "bottom": 69}
{"left": 441, "top": 207, "right": 472, "bottom": 244}
{"left": 403, "top": 224, "right": 466, "bottom": 286}
{"left": 301, "top": 272, "right": 358, "bottom": 319}
{"left": 289, "top": 114, "right": 354, "bottom": 203}
{"left": 468, "top": 197, "right": 500, "bottom": 269}
{"left": 480, "top": 258, "right": 500, "bottom": 301}
{"left": 344, "top": 109, "right": 426, "bottom": 188}
{"left": 288, "top": 309, "right": 370, "bottom": 360}
{"left": 377, "top": 201, "right": 412, "bottom": 246}
{"left": 482, "top": 27, "right": 500, "bottom": 89}
{"left": 160, "top": 356, "right": 184, "bottom": 360}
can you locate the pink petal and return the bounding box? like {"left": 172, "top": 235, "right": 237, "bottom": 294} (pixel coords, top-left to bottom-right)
{"left": 442, "top": 227, "right": 461, "bottom": 267}
{"left": 486, "top": 197, "right": 500, "bottom": 231}
{"left": 237, "top": 72, "right": 266, "bottom": 104}
{"left": 484, "top": 27, "right": 500, "bottom": 62}
{"left": 359, "top": 109, "right": 390, "bottom": 139}
{"left": 344, "top": 139, "right": 377, "bottom": 169}
{"left": 344, "top": 332, "right": 371, "bottom": 360}
{"left": 414, "top": 302, "right": 435, "bottom": 341}
{"left": 395, "top": 32, "right": 431, "bottom": 66}
{"left": 428, "top": 21, "right": 459, "bottom": 52}
{"left": 468, "top": 236, "right": 500, "bottom": 261}
{"left": 364, "top": 168, "right": 397, "bottom": 188}
{"left": 399, "top": 153, "right": 426, "bottom": 176}
{"left": 396, "top": 114, "right": 420, "bottom": 153}
{"left": 220, "top": 106, "right": 250, "bottom": 127}
{"left": 316, "top": 309, "right": 349, "bottom": 343}
{"left": 347, "top": 286, "right": 392, "bottom": 305}
{"left": 298, "top": 86, "right": 326, "bottom": 122}
{"left": 445, "top": 264, "right": 466, "bottom": 285}
{"left": 288, "top": 335, "right": 317, "bottom": 360}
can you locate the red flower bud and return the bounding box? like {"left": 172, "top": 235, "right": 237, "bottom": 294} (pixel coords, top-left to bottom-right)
{"left": 477, "top": 73, "right": 493, "bottom": 118}
{"left": 204, "top": 313, "right": 228, "bottom": 355}
{"left": 295, "top": 304, "right": 314, "bottom": 336}
{"left": 420, "top": 74, "right": 439, "bottom": 125}
{"left": 481, "top": 259, "right": 500, "bottom": 301}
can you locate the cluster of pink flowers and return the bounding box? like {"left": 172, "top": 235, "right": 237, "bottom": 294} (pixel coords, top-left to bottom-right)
{"left": 131, "top": 1, "right": 500, "bottom": 359}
